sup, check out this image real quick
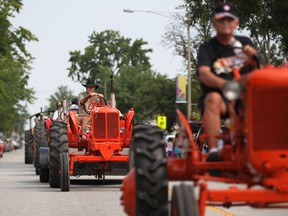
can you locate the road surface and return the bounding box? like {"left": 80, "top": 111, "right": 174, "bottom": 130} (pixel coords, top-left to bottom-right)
{"left": 0, "top": 148, "right": 287, "bottom": 216}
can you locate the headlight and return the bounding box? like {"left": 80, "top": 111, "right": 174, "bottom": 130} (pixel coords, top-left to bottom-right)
{"left": 84, "top": 126, "right": 91, "bottom": 133}
{"left": 222, "top": 81, "right": 242, "bottom": 101}
{"left": 120, "top": 126, "right": 125, "bottom": 134}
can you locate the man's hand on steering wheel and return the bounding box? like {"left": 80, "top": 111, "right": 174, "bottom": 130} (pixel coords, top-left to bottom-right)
{"left": 212, "top": 46, "right": 260, "bottom": 79}
{"left": 83, "top": 93, "right": 107, "bottom": 114}
{"left": 243, "top": 44, "right": 257, "bottom": 57}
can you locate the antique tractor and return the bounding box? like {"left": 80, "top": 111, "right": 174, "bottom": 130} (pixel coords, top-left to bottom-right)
{"left": 120, "top": 49, "right": 288, "bottom": 215}
{"left": 40, "top": 76, "right": 134, "bottom": 191}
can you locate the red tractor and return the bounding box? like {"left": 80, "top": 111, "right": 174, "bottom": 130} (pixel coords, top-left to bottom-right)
{"left": 40, "top": 76, "right": 134, "bottom": 191}
{"left": 120, "top": 49, "right": 288, "bottom": 215}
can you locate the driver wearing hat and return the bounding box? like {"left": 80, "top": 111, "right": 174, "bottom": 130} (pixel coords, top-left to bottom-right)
{"left": 78, "top": 79, "right": 104, "bottom": 117}
{"left": 197, "top": 3, "right": 258, "bottom": 170}
{"left": 77, "top": 79, "right": 105, "bottom": 138}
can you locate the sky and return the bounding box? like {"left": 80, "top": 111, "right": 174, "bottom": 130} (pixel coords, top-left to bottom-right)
{"left": 11, "top": 0, "right": 185, "bottom": 117}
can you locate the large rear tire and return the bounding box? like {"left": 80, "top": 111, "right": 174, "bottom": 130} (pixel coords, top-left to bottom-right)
{"left": 24, "top": 130, "right": 34, "bottom": 164}
{"left": 133, "top": 124, "right": 168, "bottom": 216}
{"left": 49, "top": 121, "right": 68, "bottom": 188}
{"left": 171, "top": 184, "right": 199, "bottom": 216}
{"left": 60, "top": 152, "right": 70, "bottom": 192}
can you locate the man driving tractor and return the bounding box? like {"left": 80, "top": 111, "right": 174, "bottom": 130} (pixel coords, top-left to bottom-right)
{"left": 78, "top": 79, "right": 105, "bottom": 134}
{"left": 197, "top": 3, "right": 258, "bottom": 164}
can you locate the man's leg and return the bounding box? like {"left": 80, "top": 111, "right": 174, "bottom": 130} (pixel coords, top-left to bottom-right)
{"left": 204, "top": 92, "right": 227, "bottom": 158}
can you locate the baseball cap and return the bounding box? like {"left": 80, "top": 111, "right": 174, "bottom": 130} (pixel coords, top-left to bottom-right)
{"left": 213, "top": 3, "right": 238, "bottom": 20}
{"left": 69, "top": 104, "right": 79, "bottom": 111}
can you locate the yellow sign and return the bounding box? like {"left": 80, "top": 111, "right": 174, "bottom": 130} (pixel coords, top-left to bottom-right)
{"left": 176, "top": 75, "right": 187, "bottom": 103}
{"left": 157, "top": 116, "right": 167, "bottom": 130}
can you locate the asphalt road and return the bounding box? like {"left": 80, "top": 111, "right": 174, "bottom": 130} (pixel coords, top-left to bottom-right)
{"left": 0, "top": 148, "right": 287, "bottom": 216}
{"left": 0, "top": 148, "right": 126, "bottom": 216}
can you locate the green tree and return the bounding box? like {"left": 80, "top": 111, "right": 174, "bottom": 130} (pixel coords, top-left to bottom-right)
{"left": 162, "top": 6, "right": 213, "bottom": 114}
{"left": 68, "top": 30, "right": 178, "bottom": 132}
{"left": 0, "top": 0, "right": 37, "bottom": 133}
{"left": 183, "top": 0, "right": 288, "bottom": 65}
{"left": 114, "top": 65, "right": 177, "bottom": 131}
{"left": 68, "top": 30, "right": 152, "bottom": 84}
{"left": 229, "top": 0, "right": 288, "bottom": 55}
{"left": 46, "top": 86, "right": 76, "bottom": 110}
{"left": 162, "top": 0, "right": 288, "bottom": 115}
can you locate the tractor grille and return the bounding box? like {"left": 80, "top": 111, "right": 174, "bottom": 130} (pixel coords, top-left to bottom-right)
{"left": 94, "top": 112, "right": 119, "bottom": 139}
{"left": 252, "top": 87, "right": 288, "bottom": 150}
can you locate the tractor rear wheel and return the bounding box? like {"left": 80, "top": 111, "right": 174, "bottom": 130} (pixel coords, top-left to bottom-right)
{"left": 24, "top": 130, "right": 34, "bottom": 164}
{"left": 171, "top": 184, "right": 199, "bottom": 216}
{"left": 49, "top": 121, "right": 68, "bottom": 188}
{"left": 60, "top": 152, "right": 70, "bottom": 191}
{"left": 133, "top": 124, "right": 168, "bottom": 216}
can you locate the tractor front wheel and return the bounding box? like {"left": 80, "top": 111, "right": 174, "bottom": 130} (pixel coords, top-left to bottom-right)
{"left": 133, "top": 124, "right": 168, "bottom": 215}
{"left": 171, "top": 184, "right": 199, "bottom": 216}
{"left": 24, "top": 130, "right": 33, "bottom": 164}
{"left": 49, "top": 121, "right": 68, "bottom": 188}
{"left": 39, "top": 168, "right": 49, "bottom": 183}
{"left": 60, "top": 152, "right": 70, "bottom": 192}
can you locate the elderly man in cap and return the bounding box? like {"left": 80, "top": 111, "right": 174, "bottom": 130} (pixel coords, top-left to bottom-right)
{"left": 197, "top": 3, "right": 258, "bottom": 164}
{"left": 78, "top": 79, "right": 105, "bottom": 133}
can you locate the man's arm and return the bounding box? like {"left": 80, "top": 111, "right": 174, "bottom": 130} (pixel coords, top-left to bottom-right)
{"left": 79, "top": 92, "right": 104, "bottom": 105}
{"left": 198, "top": 65, "right": 227, "bottom": 89}
{"left": 78, "top": 92, "right": 95, "bottom": 105}
{"left": 243, "top": 44, "right": 257, "bottom": 57}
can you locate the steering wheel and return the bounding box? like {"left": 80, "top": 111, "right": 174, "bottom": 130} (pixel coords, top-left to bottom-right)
{"left": 83, "top": 94, "right": 107, "bottom": 114}
{"left": 212, "top": 46, "right": 260, "bottom": 79}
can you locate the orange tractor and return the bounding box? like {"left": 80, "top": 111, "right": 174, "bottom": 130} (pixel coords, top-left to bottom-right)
{"left": 40, "top": 76, "right": 134, "bottom": 191}
{"left": 120, "top": 49, "right": 288, "bottom": 215}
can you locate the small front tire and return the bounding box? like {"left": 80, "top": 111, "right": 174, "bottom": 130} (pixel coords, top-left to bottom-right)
{"left": 39, "top": 168, "right": 49, "bottom": 183}
{"left": 171, "top": 184, "right": 199, "bottom": 216}
{"left": 60, "top": 152, "right": 70, "bottom": 192}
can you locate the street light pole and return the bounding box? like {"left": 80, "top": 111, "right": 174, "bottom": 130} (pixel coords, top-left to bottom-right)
{"left": 123, "top": 9, "right": 192, "bottom": 119}
{"left": 187, "top": 25, "right": 192, "bottom": 120}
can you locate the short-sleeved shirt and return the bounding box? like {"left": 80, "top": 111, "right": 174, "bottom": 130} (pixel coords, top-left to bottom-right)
{"left": 197, "top": 35, "right": 256, "bottom": 110}
{"left": 78, "top": 92, "right": 104, "bottom": 116}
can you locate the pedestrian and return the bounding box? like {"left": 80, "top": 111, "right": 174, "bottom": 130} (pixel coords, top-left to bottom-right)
{"left": 166, "top": 137, "right": 174, "bottom": 157}
{"left": 172, "top": 132, "right": 182, "bottom": 158}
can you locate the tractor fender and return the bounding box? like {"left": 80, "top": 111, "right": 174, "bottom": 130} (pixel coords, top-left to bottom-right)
{"left": 69, "top": 111, "right": 79, "bottom": 135}
{"left": 45, "top": 117, "right": 52, "bottom": 130}
{"left": 39, "top": 147, "right": 49, "bottom": 167}
{"left": 176, "top": 109, "right": 199, "bottom": 152}
{"left": 125, "top": 108, "right": 134, "bottom": 134}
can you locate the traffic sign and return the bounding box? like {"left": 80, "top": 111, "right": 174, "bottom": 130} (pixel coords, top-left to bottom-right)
{"left": 157, "top": 116, "right": 167, "bottom": 130}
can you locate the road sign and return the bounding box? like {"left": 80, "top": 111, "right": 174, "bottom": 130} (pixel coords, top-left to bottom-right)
{"left": 157, "top": 116, "right": 167, "bottom": 130}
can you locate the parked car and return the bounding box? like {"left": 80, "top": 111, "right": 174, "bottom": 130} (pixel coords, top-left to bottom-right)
{"left": 188, "top": 120, "right": 203, "bottom": 139}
